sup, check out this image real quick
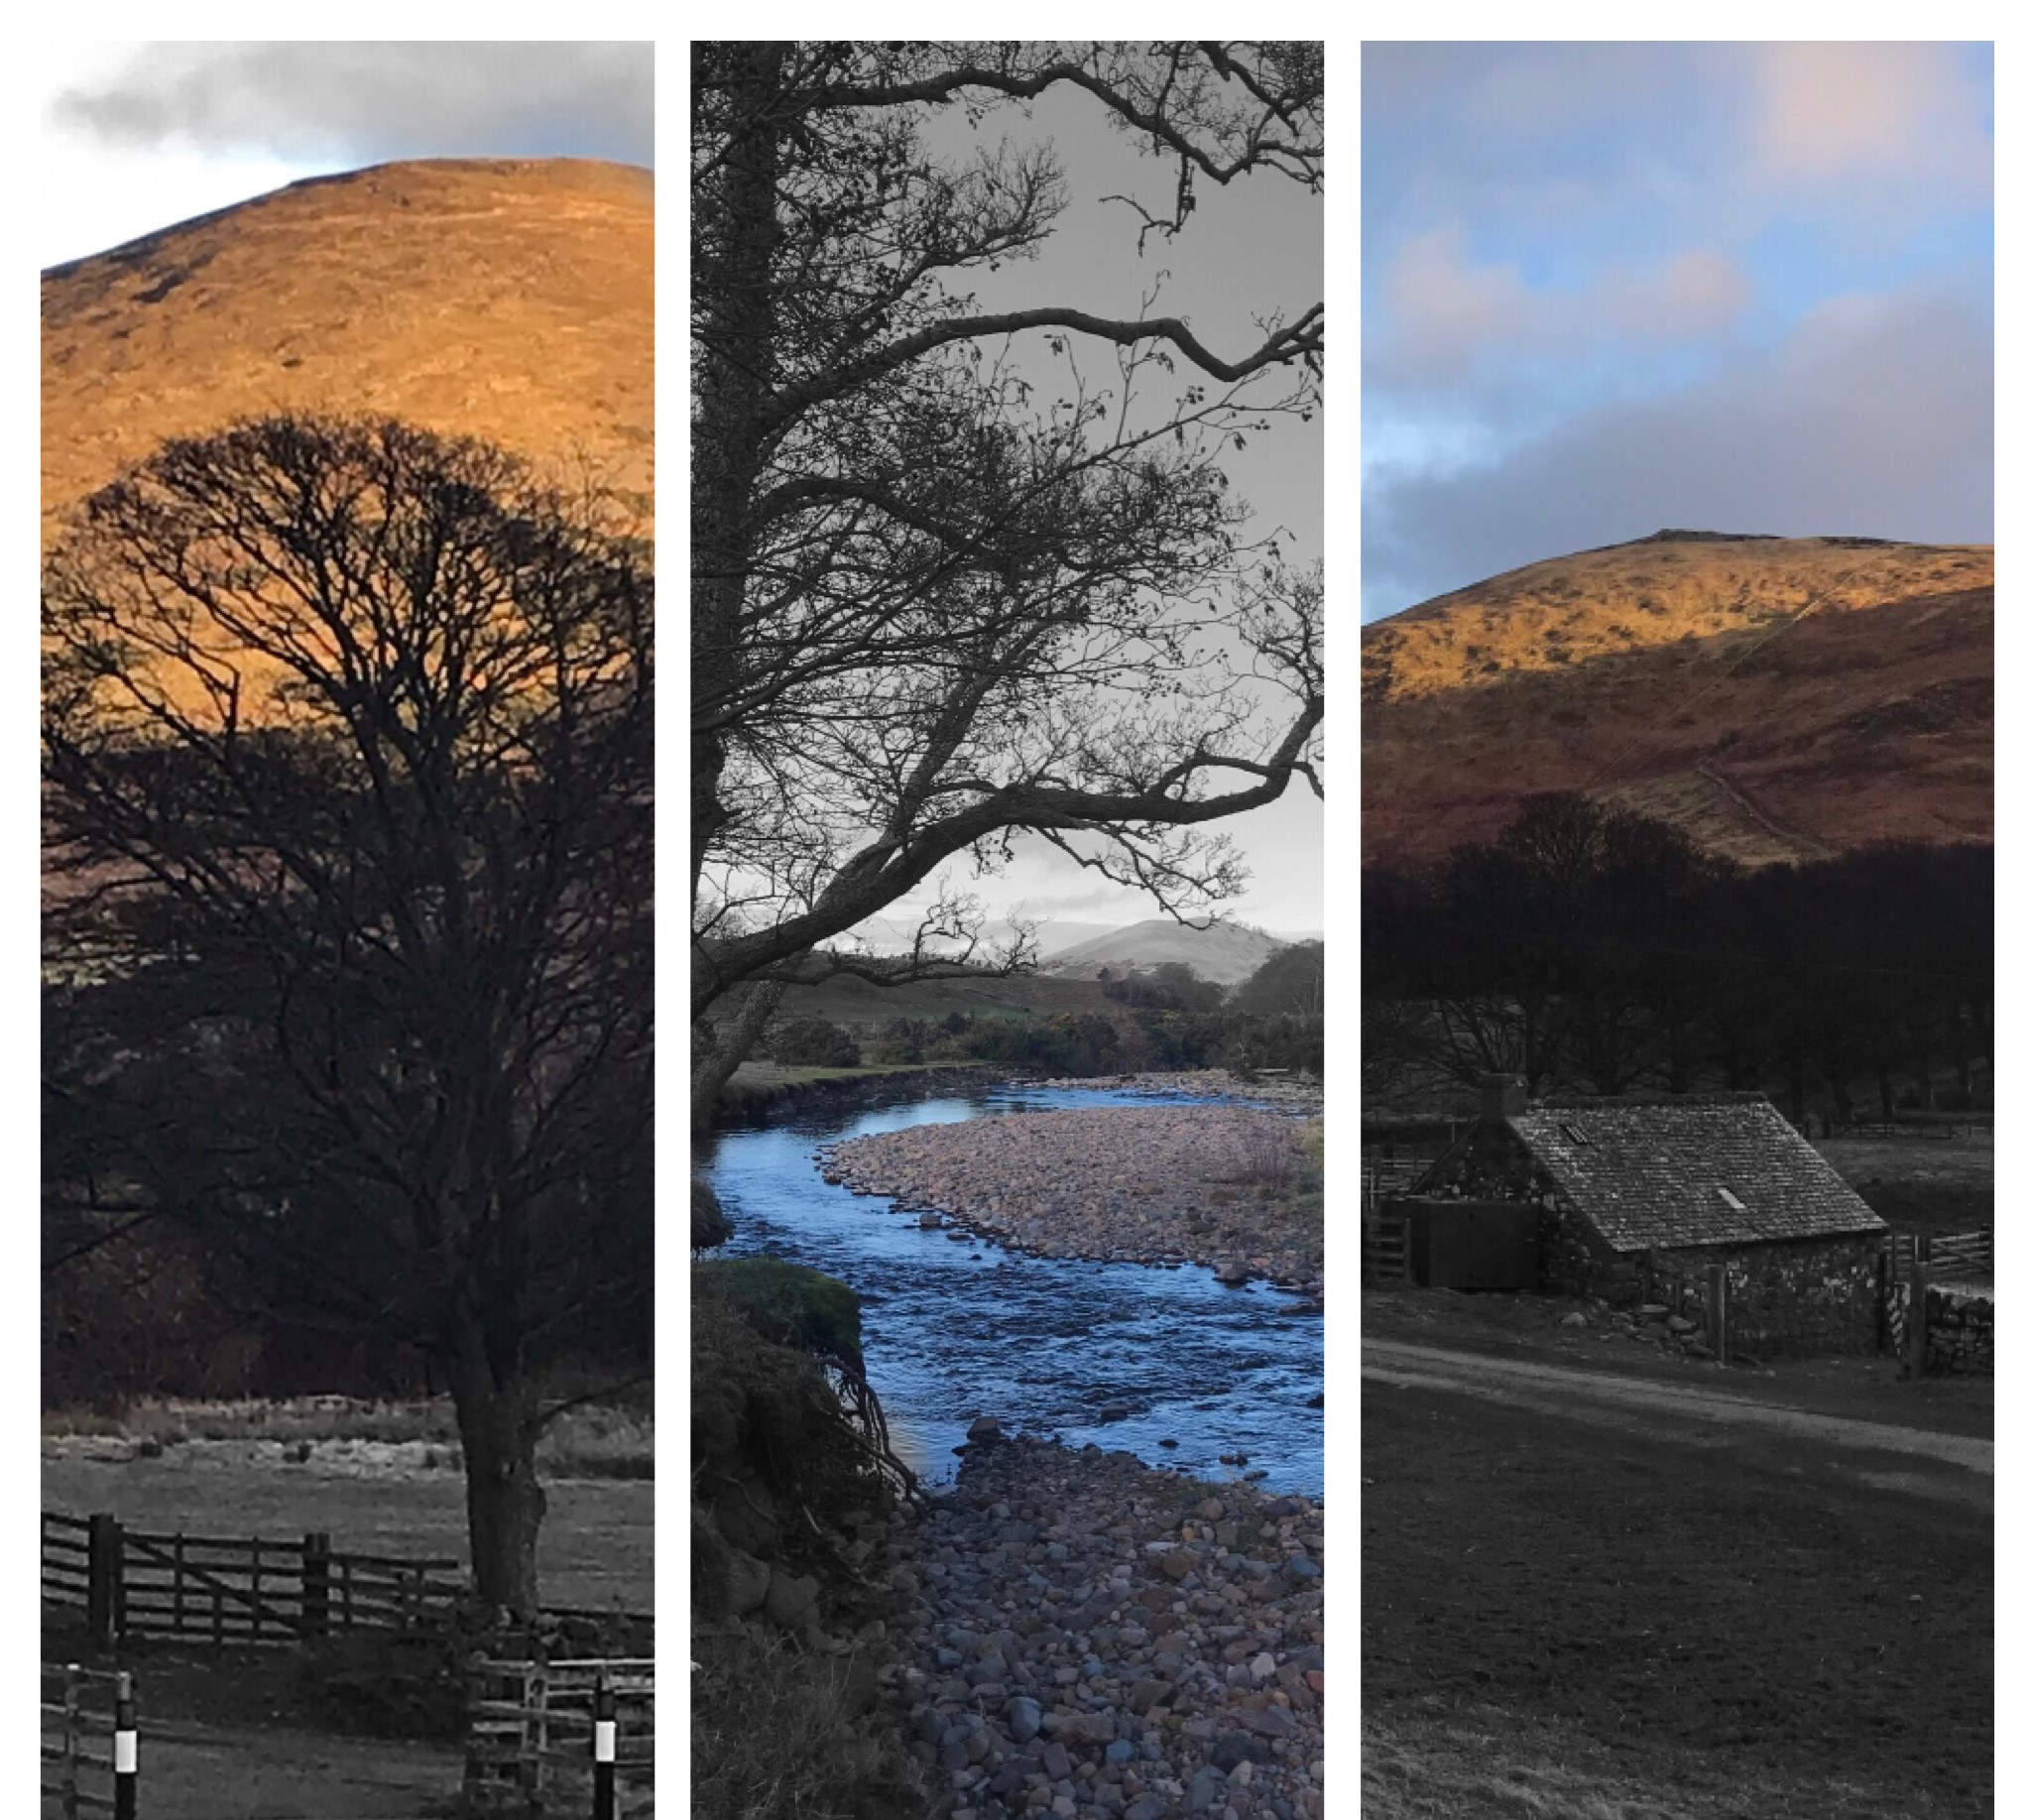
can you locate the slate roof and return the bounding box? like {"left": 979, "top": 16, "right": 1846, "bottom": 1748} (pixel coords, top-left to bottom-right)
{"left": 1507, "top": 1094, "right": 1886, "bottom": 1252}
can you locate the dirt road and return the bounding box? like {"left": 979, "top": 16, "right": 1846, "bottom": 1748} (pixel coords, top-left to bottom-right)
{"left": 1363, "top": 1336, "right": 1991, "bottom": 1504}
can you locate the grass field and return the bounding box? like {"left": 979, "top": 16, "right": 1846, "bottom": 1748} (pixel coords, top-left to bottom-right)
{"left": 1364, "top": 1348, "right": 1990, "bottom": 1819}
{"left": 1816, "top": 1134, "right": 1993, "bottom": 1231}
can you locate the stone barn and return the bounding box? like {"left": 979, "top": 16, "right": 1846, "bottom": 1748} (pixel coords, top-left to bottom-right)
{"left": 1409, "top": 1079, "right": 1888, "bottom": 1355}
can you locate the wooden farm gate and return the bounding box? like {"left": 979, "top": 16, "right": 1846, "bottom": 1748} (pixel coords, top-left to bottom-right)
{"left": 465, "top": 1655, "right": 654, "bottom": 1814}
{"left": 43, "top": 1510, "right": 462, "bottom": 1646}
{"left": 40, "top": 1662, "right": 132, "bottom": 1819}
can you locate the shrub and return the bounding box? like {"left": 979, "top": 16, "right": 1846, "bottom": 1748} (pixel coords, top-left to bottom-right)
{"left": 695, "top": 1256, "right": 864, "bottom": 1372}
{"left": 693, "top": 1179, "right": 734, "bottom": 1252}
{"left": 765, "top": 1016, "right": 862, "bottom": 1067}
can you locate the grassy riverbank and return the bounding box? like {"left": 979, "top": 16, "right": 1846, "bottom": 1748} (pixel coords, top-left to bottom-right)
{"left": 715, "top": 1059, "right": 996, "bottom": 1123}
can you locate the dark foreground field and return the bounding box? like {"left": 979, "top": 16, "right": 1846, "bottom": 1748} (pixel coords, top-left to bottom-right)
{"left": 1364, "top": 1356, "right": 1991, "bottom": 1819}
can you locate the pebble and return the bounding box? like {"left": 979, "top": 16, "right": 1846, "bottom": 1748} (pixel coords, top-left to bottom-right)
{"left": 824, "top": 1104, "right": 1325, "bottom": 1297}
{"left": 901, "top": 1435, "right": 1324, "bottom": 1820}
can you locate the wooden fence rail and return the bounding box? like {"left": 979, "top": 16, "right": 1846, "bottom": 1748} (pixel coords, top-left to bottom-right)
{"left": 465, "top": 1655, "right": 654, "bottom": 1815}
{"left": 40, "top": 1662, "right": 131, "bottom": 1820}
{"left": 45, "top": 1509, "right": 654, "bottom": 1663}
{"left": 1363, "top": 1209, "right": 1411, "bottom": 1285}
{"left": 1888, "top": 1227, "right": 1993, "bottom": 1285}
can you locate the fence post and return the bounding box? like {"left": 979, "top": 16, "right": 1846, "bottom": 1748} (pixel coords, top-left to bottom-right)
{"left": 301, "top": 1533, "right": 331, "bottom": 1639}
{"left": 62, "top": 1661, "right": 80, "bottom": 1820}
{"left": 593, "top": 1669, "right": 617, "bottom": 1820}
{"left": 112, "top": 1670, "right": 137, "bottom": 1820}
{"left": 1705, "top": 1264, "right": 1727, "bottom": 1365}
{"left": 87, "top": 1515, "right": 125, "bottom": 1649}
{"left": 1908, "top": 1260, "right": 1931, "bottom": 1377}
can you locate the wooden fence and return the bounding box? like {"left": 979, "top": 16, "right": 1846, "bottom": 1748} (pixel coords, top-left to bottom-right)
{"left": 40, "top": 1662, "right": 133, "bottom": 1819}
{"left": 1888, "top": 1227, "right": 1993, "bottom": 1285}
{"left": 44, "top": 1511, "right": 651, "bottom": 1655}
{"left": 1363, "top": 1208, "right": 1410, "bottom": 1285}
{"left": 43, "top": 1510, "right": 462, "bottom": 1646}
{"left": 1362, "top": 1154, "right": 1429, "bottom": 1209}
{"left": 465, "top": 1655, "right": 654, "bottom": 1813}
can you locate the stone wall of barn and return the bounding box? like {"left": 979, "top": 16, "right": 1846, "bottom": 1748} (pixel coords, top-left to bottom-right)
{"left": 1925, "top": 1282, "right": 1993, "bottom": 1376}
{"left": 1641, "top": 1238, "right": 1884, "bottom": 1357}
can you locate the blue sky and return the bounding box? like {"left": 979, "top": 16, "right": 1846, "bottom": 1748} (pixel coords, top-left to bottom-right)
{"left": 1362, "top": 42, "right": 1994, "bottom": 621}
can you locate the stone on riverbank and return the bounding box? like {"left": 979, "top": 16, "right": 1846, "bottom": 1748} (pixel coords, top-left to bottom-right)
{"left": 824, "top": 1105, "right": 1324, "bottom": 1296}
{"left": 901, "top": 1435, "right": 1326, "bottom": 1820}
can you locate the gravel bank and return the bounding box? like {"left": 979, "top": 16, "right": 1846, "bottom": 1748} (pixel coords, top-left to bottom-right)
{"left": 899, "top": 1435, "right": 1326, "bottom": 1820}
{"left": 823, "top": 1106, "right": 1323, "bottom": 1297}
{"left": 1029, "top": 1072, "right": 1325, "bottom": 1118}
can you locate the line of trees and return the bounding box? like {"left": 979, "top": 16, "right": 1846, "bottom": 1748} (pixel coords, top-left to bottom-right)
{"left": 1364, "top": 793, "right": 1990, "bottom": 1124}
{"left": 753, "top": 941, "right": 1326, "bottom": 1077}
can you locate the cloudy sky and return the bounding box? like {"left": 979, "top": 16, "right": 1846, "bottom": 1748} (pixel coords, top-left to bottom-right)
{"left": 1362, "top": 42, "right": 1994, "bottom": 622}
{"left": 38, "top": 41, "right": 651, "bottom": 268}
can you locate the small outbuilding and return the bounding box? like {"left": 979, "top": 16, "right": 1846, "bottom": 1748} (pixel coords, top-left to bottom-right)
{"left": 1408, "top": 1078, "right": 1888, "bottom": 1354}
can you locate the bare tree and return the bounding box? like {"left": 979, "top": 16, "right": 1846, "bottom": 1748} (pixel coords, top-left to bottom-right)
{"left": 692, "top": 42, "right": 1325, "bottom": 1119}
{"left": 42, "top": 415, "right": 654, "bottom": 1619}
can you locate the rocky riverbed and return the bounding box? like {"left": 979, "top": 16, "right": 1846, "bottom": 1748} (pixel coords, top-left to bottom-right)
{"left": 897, "top": 1434, "right": 1326, "bottom": 1820}
{"left": 1026, "top": 1072, "right": 1326, "bottom": 1118}
{"left": 822, "top": 1105, "right": 1324, "bottom": 1298}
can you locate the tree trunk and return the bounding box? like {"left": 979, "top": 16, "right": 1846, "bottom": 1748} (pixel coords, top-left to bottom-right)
{"left": 447, "top": 1336, "right": 546, "bottom": 1620}
{"left": 691, "top": 42, "right": 784, "bottom": 923}
{"left": 691, "top": 965, "right": 801, "bottom": 1132}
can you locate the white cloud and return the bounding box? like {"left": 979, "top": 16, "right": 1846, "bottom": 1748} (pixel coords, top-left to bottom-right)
{"left": 51, "top": 42, "right": 651, "bottom": 168}
{"left": 1378, "top": 225, "right": 1533, "bottom": 384}
{"left": 1373, "top": 227, "right": 1751, "bottom": 388}
{"left": 1745, "top": 43, "right": 1991, "bottom": 201}
{"left": 1365, "top": 286, "right": 1992, "bottom": 618}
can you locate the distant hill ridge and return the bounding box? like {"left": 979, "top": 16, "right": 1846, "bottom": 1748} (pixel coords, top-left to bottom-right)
{"left": 1363, "top": 532, "right": 1992, "bottom": 871}
{"left": 42, "top": 157, "right": 653, "bottom": 541}
{"left": 1044, "top": 918, "right": 1288, "bottom": 986}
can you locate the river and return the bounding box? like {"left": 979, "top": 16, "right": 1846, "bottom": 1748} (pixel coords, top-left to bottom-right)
{"left": 699, "top": 1081, "right": 1325, "bottom": 1496}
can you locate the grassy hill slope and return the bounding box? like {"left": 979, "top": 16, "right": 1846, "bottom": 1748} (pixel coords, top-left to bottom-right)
{"left": 43, "top": 157, "right": 653, "bottom": 539}
{"left": 1362, "top": 533, "right": 1992, "bottom": 870}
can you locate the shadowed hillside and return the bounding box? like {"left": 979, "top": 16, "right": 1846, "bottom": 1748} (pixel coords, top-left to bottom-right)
{"left": 1363, "top": 533, "right": 1992, "bottom": 871}
{"left": 43, "top": 157, "right": 653, "bottom": 537}
{"left": 1045, "top": 917, "right": 1287, "bottom": 986}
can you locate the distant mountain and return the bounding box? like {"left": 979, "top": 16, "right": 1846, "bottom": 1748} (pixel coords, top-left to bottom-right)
{"left": 1044, "top": 918, "right": 1288, "bottom": 987}
{"left": 42, "top": 157, "right": 653, "bottom": 542}
{"left": 1363, "top": 532, "right": 1992, "bottom": 871}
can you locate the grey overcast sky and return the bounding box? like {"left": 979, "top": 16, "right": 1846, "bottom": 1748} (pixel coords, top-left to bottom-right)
{"left": 1362, "top": 42, "right": 1993, "bottom": 622}
{"left": 38, "top": 41, "right": 651, "bottom": 268}
{"left": 876, "top": 71, "right": 1327, "bottom": 941}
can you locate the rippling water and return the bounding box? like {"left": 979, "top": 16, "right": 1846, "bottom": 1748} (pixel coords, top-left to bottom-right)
{"left": 698, "top": 1082, "right": 1325, "bottom": 1496}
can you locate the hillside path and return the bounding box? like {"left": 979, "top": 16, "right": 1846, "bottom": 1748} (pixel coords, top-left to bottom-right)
{"left": 1362, "top": 1337, "right": 1990, "bottom": 1494}
{"left": 1693, "top": 759, "right": 1837, "bottom": 861}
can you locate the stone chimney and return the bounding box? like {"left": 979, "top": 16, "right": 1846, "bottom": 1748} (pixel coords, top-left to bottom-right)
{"left": 1479, "top": 1074, "right": 1528, "bottom": 1126}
